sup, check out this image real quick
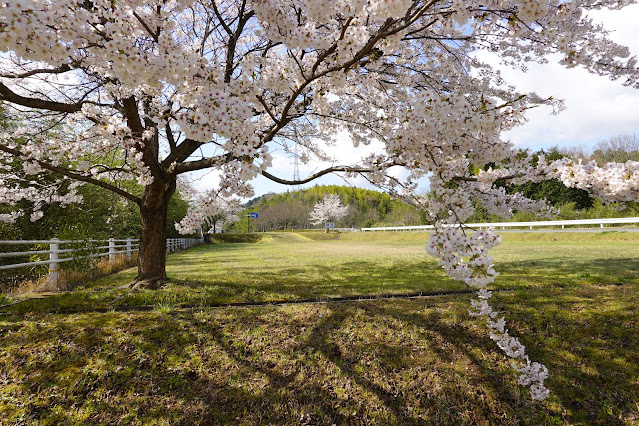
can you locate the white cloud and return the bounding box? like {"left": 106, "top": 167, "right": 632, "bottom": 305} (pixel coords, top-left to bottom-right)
{"left": 187, "top": 169, "right": 221, "bottom": 193}
{"left": 497, "top": 5, "right": 639, "bottom": 150}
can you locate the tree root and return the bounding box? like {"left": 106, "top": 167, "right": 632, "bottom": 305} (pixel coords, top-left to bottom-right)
{"left": 119, "top": 278, "right": 166, "bottom": 291}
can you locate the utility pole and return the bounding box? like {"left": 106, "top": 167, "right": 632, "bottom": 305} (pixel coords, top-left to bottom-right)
{"left": 291, "top": 144, "right": 301, "bottom": 201}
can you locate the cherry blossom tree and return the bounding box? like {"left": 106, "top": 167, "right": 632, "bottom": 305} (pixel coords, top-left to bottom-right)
{"left": 205, "top": 210, "right": 240, "bottom": 234}
{"left": 175, "top": 190, "right": 241, "bottom": 235}
{"left": 309, "top": 194, "right": 350, "bottom": 226}
{"left": 1, "top": 0, "right": 639, "bottom": 399}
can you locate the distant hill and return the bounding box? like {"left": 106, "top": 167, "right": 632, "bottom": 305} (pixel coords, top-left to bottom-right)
{"left": 229, "top": 185, "right": 426, "bottom": 232}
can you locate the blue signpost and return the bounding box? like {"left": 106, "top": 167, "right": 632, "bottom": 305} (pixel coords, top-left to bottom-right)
{"left": 246, "top": 212, "right": 258, "bottom": 232}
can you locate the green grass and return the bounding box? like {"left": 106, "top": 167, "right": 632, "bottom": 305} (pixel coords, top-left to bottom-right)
{"left": 0, "top": 232, "right": 638, "bottom": 424}
{"left": 2, "top": 233, "right": 456, "bottom": 314}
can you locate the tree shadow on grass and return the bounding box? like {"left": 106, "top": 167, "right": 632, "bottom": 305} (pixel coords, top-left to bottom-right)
{"left": 2, "top": 298, "right": 612, "bottom": 424}
{"left": 173, "top": 259, "right": 453, "bottom": 298}
{"left": 1, "top": 259, "right": 456, "bottom": 315}
{"left": 494, "top": 257, "right": 639, "bottom": 290}
{"left": 486, "top": 286, "right": 639, "bottom": 424}
{"left": 499, "top": 256, "right": 639, "bottom": 276}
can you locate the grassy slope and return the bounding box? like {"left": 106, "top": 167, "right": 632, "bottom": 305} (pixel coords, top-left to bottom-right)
{"left": 0, "top": 232, "right": 638, "bottom": 424}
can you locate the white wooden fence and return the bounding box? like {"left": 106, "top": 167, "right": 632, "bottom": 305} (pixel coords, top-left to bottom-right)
{"left": 361, "top": 217, "right": 639, "bottom": 232}
{"left": 0, "top": 237, "right": 200, "bottom": 286}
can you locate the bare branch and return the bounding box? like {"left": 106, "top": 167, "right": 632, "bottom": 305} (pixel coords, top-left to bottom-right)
{"left": 0, "top": 82, "right": 84, "bottom": 113}
{"left": 261, "top": 166, "right": 374, "bottom": 186}
{"left": 0, "top": 64, "right": 72, "bottom": 79}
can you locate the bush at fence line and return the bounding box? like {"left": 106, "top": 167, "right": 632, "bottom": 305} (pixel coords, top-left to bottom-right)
{"left": 10, "top": 252, "right": 137, "bottom": 294}
{"left": 65, "top": 251, "right": 139, "bottom": 288}
{"left": 208, "top": 234, "right": 262, "bottom": 244}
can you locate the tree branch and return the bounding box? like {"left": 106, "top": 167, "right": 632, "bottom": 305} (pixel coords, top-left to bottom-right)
{"left": 0, "top": 144, "right": 142, "bottom": 205}
{"left": 132, "top": 11, "right": 159, "bottom": 42}
{"left": 160, "top": 137, "right": 204, "bottom": 168}
{"left": 0, "top": 64, "right": 72, "bottom": 79}
{"left": 451, "top": 173, "right": 523, "bottom": 183}
{"left": 171, "top": 153, "right": 234, "bottom": 175}
{"left": 0, "top": 82, "right": 84, "bottom": 113}
{"left": 165, "top": 123, "right": 177, "bottom": 152}
{"left": 261, "top": 166, "right": 375, "bottom": 186}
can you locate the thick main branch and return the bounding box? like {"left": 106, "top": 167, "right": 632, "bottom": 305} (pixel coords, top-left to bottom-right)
{"left": 262, "top": 166, "right": 375, "bottom": 186}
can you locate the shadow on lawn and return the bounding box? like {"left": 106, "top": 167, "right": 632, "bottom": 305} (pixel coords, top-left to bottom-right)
{"left": 495, "top": 257, "right": 639, "bottom": 287}
{"left": 0, "top": 302, "right": 528, "bottom": 424}
{"left": 4, "top": 254, "right": 638, "bottom": 316}
{"left": 3, "top": 294, "right": 636, "bottom": 424}
{"left": 0, "top": 258, "right": 454, "bottom": 315}
{"left": 181, "top": 259, "right": 449, "bottom": 290}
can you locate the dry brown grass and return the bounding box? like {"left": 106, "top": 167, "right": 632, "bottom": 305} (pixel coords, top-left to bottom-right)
{"left": 9, "top": 252, "right": 138, "bottom": 296}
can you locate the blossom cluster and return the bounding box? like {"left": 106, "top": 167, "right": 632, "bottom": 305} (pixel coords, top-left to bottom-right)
{"left": 470, "top": 290, "right": 550, "bottom": 400}
{"left": 541, "top": 157, "right": 639, "bottom": 204}
{"left": 426, "top": 226, "right": 549, "bottom": 399}
{"left": 425, "top": 227, "right": 501, "bottom": 288}
{"left": 175, "top": 190, "right": 242, "bottom": 235}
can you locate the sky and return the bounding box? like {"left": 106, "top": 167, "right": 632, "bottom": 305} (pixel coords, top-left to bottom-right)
{"left": 187, "top": 5, "right": 639, "bottom": 199}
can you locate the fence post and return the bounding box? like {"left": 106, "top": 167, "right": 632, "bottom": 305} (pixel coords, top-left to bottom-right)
{"left": 600, "top": 223, "right": 604, "bottom": 228}
{"left": 49, "top": 238, "right": 59, "bottom": 286}
{"left": 126, "top": 238, "right": 132, "bottom": 261}
{"left": 109, "top": 238, "right": 116, "bottom": 262}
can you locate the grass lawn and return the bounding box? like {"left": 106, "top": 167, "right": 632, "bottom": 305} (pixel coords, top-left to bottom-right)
{"left": 0, "top": 231, "right": 638, "bottom": 424}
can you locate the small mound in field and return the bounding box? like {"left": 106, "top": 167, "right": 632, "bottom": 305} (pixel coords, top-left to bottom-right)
{"left": 209, "top": 234, "right": 263, "bottom": 244}
{"left": 297, "top": 232, "right": 340, "bottom": 241}
{"left": 261, "top": 232, "right": 313, "bottom": 242}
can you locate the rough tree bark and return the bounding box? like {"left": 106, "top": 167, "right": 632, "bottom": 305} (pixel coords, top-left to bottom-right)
{"left": 134, "top": 177, "right": 176, "bottom": 289}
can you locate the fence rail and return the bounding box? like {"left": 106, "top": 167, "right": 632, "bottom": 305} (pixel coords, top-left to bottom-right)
{"left": 361, "top": 217, "right": 639, "bottom": 232}
{"left": 0, "top": 237, "right": 201, "bottom": 286}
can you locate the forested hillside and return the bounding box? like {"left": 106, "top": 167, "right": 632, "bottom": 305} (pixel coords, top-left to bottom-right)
{"left": 232, "top": 173, "right": 639, "bottom": 233}
{"left": 230, "top": 185, "right": 426, "bottom": 232}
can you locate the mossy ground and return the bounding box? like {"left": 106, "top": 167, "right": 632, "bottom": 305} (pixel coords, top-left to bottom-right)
{"left": 1, "top": 232, "right": 638, "bottom": 424}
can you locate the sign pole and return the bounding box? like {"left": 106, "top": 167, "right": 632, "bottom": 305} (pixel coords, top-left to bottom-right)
{"left": 244, "top": 212, "right": 258, "bottom": 234}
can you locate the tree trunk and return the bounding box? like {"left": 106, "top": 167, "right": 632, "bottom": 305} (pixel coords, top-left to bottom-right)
{"left": 134, "top": 177, "right": 176, "bottom": 289}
